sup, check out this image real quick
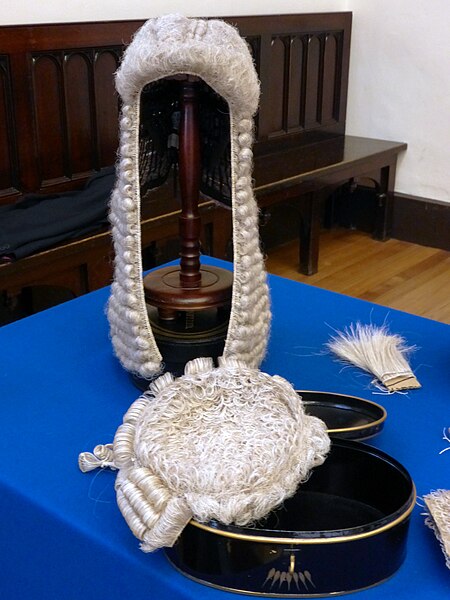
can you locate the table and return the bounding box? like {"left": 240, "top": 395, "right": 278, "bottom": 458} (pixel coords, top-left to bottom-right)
{"left": 0, "top": 257, "right": 448, "bottom": 599}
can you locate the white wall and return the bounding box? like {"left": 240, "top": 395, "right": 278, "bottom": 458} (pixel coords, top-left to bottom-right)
{"left": 2, "top": 0, "right": 449, "bottom": 203}
{"left": 345, "top": 0, "right": 450, "bottom": 203}
{"left": 1, "top": 1, "right": 345, "bottom": 25}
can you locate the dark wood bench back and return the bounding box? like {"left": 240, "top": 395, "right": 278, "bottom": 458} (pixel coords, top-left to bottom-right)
{"left": 0, "top": 13, "right": 351, "bottom": 204}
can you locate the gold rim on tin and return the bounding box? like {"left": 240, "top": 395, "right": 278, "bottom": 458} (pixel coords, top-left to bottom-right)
{"left": 296, "top": 390, "right": 387, "bottom": 436}
{"left": 190, "top": 485, "right": 416, "bottom": 545}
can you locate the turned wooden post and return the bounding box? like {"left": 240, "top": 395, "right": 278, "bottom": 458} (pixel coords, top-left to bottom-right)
{"left": 178, "top": 78, "right": 202, "bottom": 287}
{"left": 143, "top": 75, "right": 232, "bottom": 320}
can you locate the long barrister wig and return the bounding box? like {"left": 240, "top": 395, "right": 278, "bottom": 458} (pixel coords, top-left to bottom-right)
{"left": 107, "top": 14, "right": 271, "bottom": 380}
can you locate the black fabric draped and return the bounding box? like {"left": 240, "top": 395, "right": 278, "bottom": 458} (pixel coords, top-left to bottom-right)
{"left": 0, "top": 168, "right": 114, "bottom": 261}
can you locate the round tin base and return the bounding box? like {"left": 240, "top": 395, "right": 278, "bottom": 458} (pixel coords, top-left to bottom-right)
{"left": 166, "top": 558, "right": 395, "bottom": 598}
{"left": 165, "top": 440, "right": 415, "bottom": 597}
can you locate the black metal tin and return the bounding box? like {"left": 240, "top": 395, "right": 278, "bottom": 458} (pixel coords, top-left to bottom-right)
{"left": 298, "top": 391, "right": 387, "bottom": 440}
{"left": 131, "top": 307, "right": 229, "bottom": 390}
{"left": 165, "top": 439, "right": 415, "bottom": 597}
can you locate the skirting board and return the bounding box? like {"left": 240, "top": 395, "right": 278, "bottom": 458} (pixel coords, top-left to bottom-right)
{"left": 260, "top": 188, "right": 450, "bottom": 253}
{"left": 392, "top": 193, "right": 450, "bottom": 252}
{"left": 330, "top": 186, "right": 450, "bottom": 252}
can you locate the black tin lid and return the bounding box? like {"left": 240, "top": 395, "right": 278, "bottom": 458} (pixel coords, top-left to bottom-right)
{"left": 297, "top": 390, "right": 387, "bottom": 440}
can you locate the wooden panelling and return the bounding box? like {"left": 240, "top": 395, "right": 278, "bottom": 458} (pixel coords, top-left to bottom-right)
{"left": 0, "top": 55, "right": 19, "bottom": 198}
{"left": 94, "top": 50, "right": 121, "bottom": 168}
{"left": 31, "top": 47, "right": 121, "bottom": 188}
{"left": 246, "top": 36, "right": 261, "bottom": 74}
{"left": 303, "top": 35, "right": 321, "bottom": 129}
{"left": 261, "top": 29, "right": 345, "bottom": 141}
{"left": 0, "top": 14, "right": 351, "bottom": 203}
{"left": 287, "top": 36, "right": 302, "bottom": 131}
{"left": 322, "top": 33, "right": 339, "bottom": 123}
{"left": 65, "top": 52, "right": 93, "bottom": 177}
{"left": 32, "top": 54, "right": 67, "bottom": 185}
{"left": 268, "top": 37, "right": 287, "bottom": 135}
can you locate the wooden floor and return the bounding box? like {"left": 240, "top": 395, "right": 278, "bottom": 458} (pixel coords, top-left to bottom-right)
{"left": 265, "top": 229, "right": 450, "bottom": 324}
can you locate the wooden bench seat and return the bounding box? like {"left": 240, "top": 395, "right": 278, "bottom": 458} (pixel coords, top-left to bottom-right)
{"left": 0, "top": 183, "right": 229, "bottom": 300}
{"left": 254, "top": 135, "right": 406, "bottom": 273}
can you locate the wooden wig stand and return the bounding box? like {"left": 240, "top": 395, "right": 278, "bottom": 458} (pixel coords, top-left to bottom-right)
{"left": 142, "top": 76, "right": 233, "bottom": 378}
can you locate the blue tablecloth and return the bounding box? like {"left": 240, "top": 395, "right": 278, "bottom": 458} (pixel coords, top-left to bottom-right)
{"left": 0, "top": 257, "right": 449, "bottom": 599}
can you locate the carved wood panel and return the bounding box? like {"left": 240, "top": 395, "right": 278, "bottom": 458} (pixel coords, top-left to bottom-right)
{"left": 95, "top": 50, "right": 121, "bottom": 168}
{"left": 0, "top": 55, "right": 20, "bottom": 199}
{"left": 0, "top": 14, "right": 351, "bottom": 203}
{"left": 31, "top": 47, "right": 121, "bottom": 189}
{"left": 265, "top": 31, "right": 344, "bottom": 140}
{"left": 32, "top": 54, "right": 67, "bottom": 185}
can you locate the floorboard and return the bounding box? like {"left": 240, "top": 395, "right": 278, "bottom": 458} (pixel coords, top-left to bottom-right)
{"left": 265, "top": 229, "right": 450, "bottom": 324}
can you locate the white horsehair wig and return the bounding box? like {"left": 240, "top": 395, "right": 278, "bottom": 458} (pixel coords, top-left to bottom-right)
{"left": 80, "top": 357, "right": 330, "bottom": 552}
{"left": 108, "top": 14, "right": 270, "bottom": 380}
{"left": 424, "top": 489, "right": 450, "bottom": 569}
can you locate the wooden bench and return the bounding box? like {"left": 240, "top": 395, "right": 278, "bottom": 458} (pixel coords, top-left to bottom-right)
{"left": 254, "top": 135, "right": 406, "bottom": 274}
{"left": 0, "top": 13, "right": 406, "bottom": 317}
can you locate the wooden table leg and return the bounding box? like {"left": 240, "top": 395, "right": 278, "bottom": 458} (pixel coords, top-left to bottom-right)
{"left": 299, "top": 192, "right": 321, "bottom": 275}
{"left": 374, "top": 159, "right": 397, "bottom": 240}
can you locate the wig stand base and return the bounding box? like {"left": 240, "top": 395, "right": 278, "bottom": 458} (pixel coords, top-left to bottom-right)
{"left": 143, "top": 265, "right": 233, "bottom": 315}
{"left": 130, "top": 303, "right": 231, "bottom": 390}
